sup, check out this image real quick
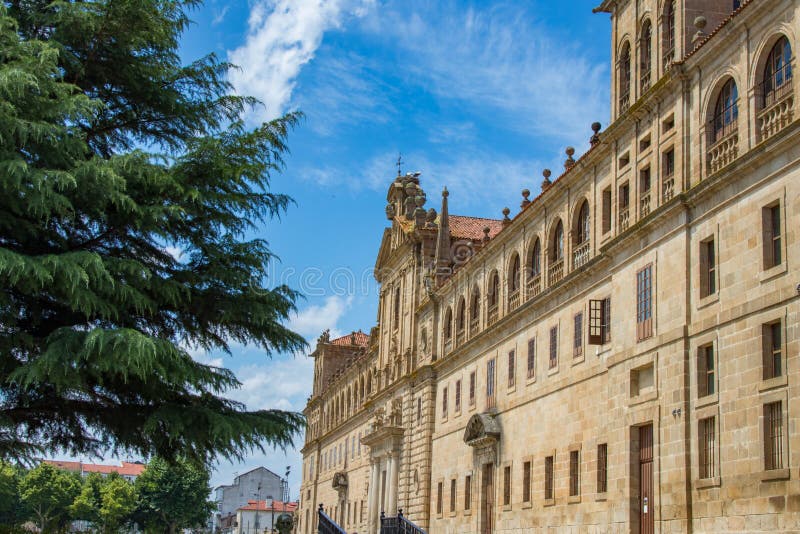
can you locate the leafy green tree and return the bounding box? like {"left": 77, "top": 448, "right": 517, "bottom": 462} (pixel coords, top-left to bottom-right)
{"left": 70, "top": 472, "right": 104, "bottom": 525}
{"left": 0, "top": 0, "right": 305, "bottom": 464}
{"left": 98, "top": 473, "right": 136, "bottom": 532}
{"left": 19, "top": 463, "right": 81, "bottom": 531}
{"left": 134, "top": 457, "right": 214, "bottom": 534}
{"left": 0, "top": 461, "right": 24, "bottom": 526}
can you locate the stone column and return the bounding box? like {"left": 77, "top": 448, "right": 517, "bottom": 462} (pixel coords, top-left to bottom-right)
{"left": 368, "top": 458, "right": 380, "bottom": 534}
{"left": 388, "top": 450, "right": 399, "bottom": 515}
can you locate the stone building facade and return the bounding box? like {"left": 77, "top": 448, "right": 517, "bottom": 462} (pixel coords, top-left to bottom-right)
{"left": 299, "top": 1, "right": 800, "bottom": 532}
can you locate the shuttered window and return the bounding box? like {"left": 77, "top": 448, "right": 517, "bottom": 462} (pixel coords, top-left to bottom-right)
{"left": 763, "top": 321, "right": 783, "bottom": 380}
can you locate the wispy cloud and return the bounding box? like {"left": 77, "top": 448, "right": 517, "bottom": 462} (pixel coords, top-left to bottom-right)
{"left": 212, "top": 5, "right": 229, "bottom": 26}
{"left": 288, "top": 295, "right": 353, "bottom": 340}
{"left": 227, "top": 0, "right": 375, "bottom": 123}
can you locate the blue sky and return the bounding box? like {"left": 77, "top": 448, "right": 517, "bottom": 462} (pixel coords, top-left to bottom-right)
{"left": 177, "top": 0, "right": 612, "bottom": 498}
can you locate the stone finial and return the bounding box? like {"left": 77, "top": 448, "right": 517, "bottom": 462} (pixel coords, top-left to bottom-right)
{"left": 319, "top": 329, "right": 331, "bottom": 344}
{"left": 483, "top": 226, "right": 491, "bottom": 243}
{"left": 565, "top": 146, "right": 576, "bottom": 169}
{"left": 385, "top": 203, "right": 395, "bottom": 220}
{"left": 426, "top": 207, "right": 437, "bottom": 227}
{"left": 415, "top": 194, "right": 426, "bottom": 208}
{"left": 692, "top": 16, "right": 707, "bottom": 44}
{"left": 520, "top": 188, "right": 531, "bottom": 209}
{"left": 502, "top": 207, "right": 511, "bottom": 226}
{"left": 590, "top": 122, "right": 602, "bottom": 146}
{"left": 542, "top": 168, "right": 552, "bottom": 191}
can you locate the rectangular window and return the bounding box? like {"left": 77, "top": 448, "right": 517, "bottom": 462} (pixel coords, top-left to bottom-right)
{"left": 549, "top": 326, "right": 558, "bottom": 369}
{"left": 699, "top": 416, "right": 716, "bottom": 479}
{"left": 442, "top": 386, "right": 448, "bottom": 418}
{"left": 636, "top": 265, "right": 653, "bottom": 340}
{"left": 487, "top": 359, "right": 496, "bottom": 409}
{"left": 417, "top": 397, "right": 422, "bottom": 423}
{"left": 569, "top": 450, "right": 580, "bottom": 497}
{"left": 573, "top": 312, "right": 583, "bottom": 357}
{"left": 469, "top": 371, "right": 476, "bottom": 406}
{"left": 450, "top": 478, "right": 456, "bottom": 513}
{"left": 700, "top": 238, "right": 716, "bottom": 298}
{"left": 697, "top": 344, "right": 715, "bottom": 397}
{"left": 437, "top": 482, "right": 443, "bottom": 515}
{"left": 663, "top": 148, "right": 675, "bottom": 178}
{"left": 589, "top": 298, "right": 611, "bottom": 344}
{"left": 544, "top": 456, "right": 554, "bottom": 500}
{"left": 464, "top": 475, "right": 472, "bottom": 511}
{"left": 640, "top": 166, "right": 651, "bottom": 192}
{"left": 522, "top": 461, "right": 531, "bottom": 503}
{"left": 764, "top": 401, "right": 783, "bottom": 470}
{"left": 597, "top": 444, "right": 608, "bottom": 493}
{"left": 527, "top": 338, "right": 536, "bottom": 379}
{"left": 602, "top": 187, "right": 612, "bottom": 234}
{"left": 763, "top": 204, "right": 782, "bottom": 269}
{"left": 619, "top": 182, "right": 630, "bottom": 209}
{"left": 455, "top": 379, "right": 462, "bottom": 412}
{"left": 763, "top": 321, "right": 783, "bottom": 380}
{"left": 503, "top": 465, "right": 511, "bottom": 506}
{"left": 507, "top": 350, "right": 516, "bottom": 388}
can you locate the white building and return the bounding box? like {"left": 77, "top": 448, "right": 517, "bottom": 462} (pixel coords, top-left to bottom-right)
{"left": 214, "top": 467, "right": 286, "bottom": 533}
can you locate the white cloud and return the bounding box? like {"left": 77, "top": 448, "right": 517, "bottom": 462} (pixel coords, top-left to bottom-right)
{"left": 288, "top": 295, "right": 353, "bottom": 339}
{"left": 228, "top": 0, "right": 375, "bottom": 123}
{"left": 212, "top": 5, "right": 230, "bottom": 26}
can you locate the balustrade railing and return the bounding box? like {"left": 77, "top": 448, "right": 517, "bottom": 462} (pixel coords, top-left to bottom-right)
{"left": 443, "top": 338, "right": 452, "bottom": 354}
{"left": 455, "top": 330, "right": 465, "bottom": 347}
{"left": 526, "top": 275, "right": 541, "bottom": 301}
{"left": 548, "top": 259, "right": 564, "bottom": 286}
{"left": 572, "top": 241, "right": 590, "bottom": 270}
{"left": 487, "top": 305, "right": 499, "bottom": 326}
{"left": 318, "top": 504, "right": 346, "bottom": 534}
{"left": 619, "top": 207, "right": 630, "bottom": 232}
{"left": 469, "top": 317, "right": 479, "bottom": 337}
{"left": 707, "top": 127, "right": 739, "bottom": 175}
{"left": 640, "top": 191, "right": 651, "bottom": 218}
{"left": 508, "top": 290, "right": 521, "bottom": 312}
{"left": 662, "top": 174, "right": 675, "bottom": 202}
{"left": 640, "top": 71, "right": 651, "bottom": 93}
{"left": 662, "top": 47, "right": 674, "bottom": 71}
{"left": 619, "top": 92, "right": 630, "bottom": 114}
{"left": 380, "top": 509, "right": 427, "bottom": 534}
{"left": 758, "top": 77, "right": 794, "bottom": 142}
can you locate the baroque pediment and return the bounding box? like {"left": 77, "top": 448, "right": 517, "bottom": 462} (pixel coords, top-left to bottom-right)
{"left": 464, "top": 413, "right": 501, "bottom": 447}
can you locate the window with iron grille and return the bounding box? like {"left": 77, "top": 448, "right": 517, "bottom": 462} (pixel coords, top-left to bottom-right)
{"left": 700, "top": 238, "right": 716, "bottom": 298}
{"left": 455, "top": 379, "right": 462, "bottom": 412}
{"left": 450, "top": 478, "right": 456, "bottom": 513}
{"left": 663, "top": 0, "right": 675, "bottom": 68}
{"left": 597, "top": 443, "right": 608, "bottom": 493}
{"left": 469, "top": 371, "right": 476, "bottom": 406}
{"left": 763, "top": 204, "right": 782, "bottom": 269}
{"left": 699, "top": 416, "right": 716, "bottom": 479}
{"left": 573, "top": 312, "right": 583, "bottom": 357}
{"left": 508, "top": 350, "right": 516, "bottom": 388}
{"left": 544, "top": 456, "right": 554, "bottom": 500}
{"left": 527, "top": 337, "right": 536, "bottom": 379}
{"left": 764, "top": 401, "right": 783, "bottom": 470}
{"left": 763, "top": 321, "right": 783, "bottom": 380}
{"left": 464, "top": 475, "right": 472, "bottom": 511}
{"left": 569, "top": 450, "right": 580, "bottom": 497}
{"left": 522, "top": 461, "right": 531, "bottom": 503}
{"left": 442, "top": 386, "right": 448, "bottom": 418}
{"left": 486, "top": 359, "right": 496, "bottom": 408}
{"left": 549, "top": 326, "right": 558, "bottom": 369}
{"left": 503, "top": 465, "right": 511, "bottom": 506}
{"left": 762, "top": 36, "right": 793, "bottom": 108}
{"left": 618, "top": 41, "right": 631, "bottom": 112}
{"left": 640, "top": 19, "right": 652, "bottom": 92}
{"left": 711, "top": 79, "right": 739, "bottom": 144}
{"left": 636, "top": 265, "right": 653, "bottom": 340}
{"left": 697, "top": 344, "right": 715, "bottom": 398}
{"left": 437, "top": 482, "right": 443, "bottom": 515}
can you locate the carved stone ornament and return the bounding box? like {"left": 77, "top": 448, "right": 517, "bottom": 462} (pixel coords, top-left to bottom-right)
{"left": 463, "top": 413, "right": 501, "bottom": 447}
{"left": 332, "top": 471, "right": 349, "bottom": 490}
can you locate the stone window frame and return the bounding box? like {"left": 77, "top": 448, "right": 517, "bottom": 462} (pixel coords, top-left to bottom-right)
{"left": 521, "top": 455, "right": 534, "bottom": 509}
{"left": 454, "top": 378, "right": 462, "bottom": 416}
{"left": 694, "top": 403, "right": 721, "bottom": 489}
{"left": 435, "top": 478, "right": 444, "bottom": 518}
{"left": 463, "top": 471, "right": 473, "bottom": 516}
{"left": 759, "top": 309, "right": 788, "bottom": 392}
{"left": 441, "top": 385, "right": 448, "bottom": 422}
{"left": 543, "top": 450, "right": 556, "bottom": 507}
{"left": 759, "top": 194, "right": 787, "bottom": 282}
{"left": 573, "top": 309, "right": 585, "bottom": 365}
{"left": 449, "top": 476, "right": 457, "bottom": 517}
{"left": 697, "top": 227, "right": 720, "bottom": 306}
{"left": 548, "top": 323, "right": 560, "bottom": 375}
{"left": 501, "top": 460, "right": 513, "bottom": 511}
{"left": 694, "top": 333, "right": 719, "bottom": 409}
{"left": 507, "top": 348, "right": 517, "bottom": 392}
{"left": 759, "top": 389, "right": 790, "bottom": 481}
{"left": 567, "top": 443, "right": 582, "bottom": 503}
{"left": 628, "top": 352, "right": 659, "bottom": 407}
{"left": 595, "top": 440, "right": 608, "bottom": 501}
{"left": 526, "top": 336, "right": 537, "bottom": 384}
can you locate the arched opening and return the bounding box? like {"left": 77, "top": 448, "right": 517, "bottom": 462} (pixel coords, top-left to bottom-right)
{"left": 487, "top": 271, "right": 500, "bottom": 325}
{"left": 526, "top": 237, "right": 542, "bottom": 298}
{"left": 662, "top": 0, "right": 675, "bottom": 69}
{"left": 470, "top": 286, "right": 481, "bottom": 333}
{"left": 707, "top": 77, "right": 739, "bottom": 173}
{"left": 573, "top": 201, "right": 591, "bottom": 268}
{"left": 758, "top": 35, "right": 793, "bottom": 141}
{"left": 619, "top": 41, "right": 631, "bottom": 113}
{"left": 549, "top": 220, "right": 565, "bottom": 285}
{"left": 640, "top": 19, "right": 652, "bottom": 92}
{"left": 456, "top": 296, "right": 466, "bottom": 336}
{"left": 443, "top": 306, "right": 453, "bottom": 343}
{"left": 508, "top": 253, "right": 522, "bottom": 310}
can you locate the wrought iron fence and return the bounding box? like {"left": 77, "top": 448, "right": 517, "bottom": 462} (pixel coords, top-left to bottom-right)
{"left": 318, "top": 504, "right": 346, "bottom": 534}
{"left": 380, "top": 509, "right": 427, "bottom": 534}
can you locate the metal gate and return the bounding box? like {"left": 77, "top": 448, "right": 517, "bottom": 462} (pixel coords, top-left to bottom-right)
{"left": 639, "top": 424, "right": 654, "bottom": 534}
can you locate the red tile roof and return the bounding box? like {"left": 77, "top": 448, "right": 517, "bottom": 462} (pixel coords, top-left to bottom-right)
{"left": 449, "top": 215, "right": 504, "bottom": 242}
{"left": 330, "top": 331, "right": 369, "bottom": 347}
{"left": 44, "top": 460, "right": 146, "bottom": 477}
{"left": 238, "top": 500, "right": 298, "bottom": 513}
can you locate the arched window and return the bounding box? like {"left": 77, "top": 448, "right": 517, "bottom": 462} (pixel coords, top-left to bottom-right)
{"left": 509, "top": 254, "right": 521, "bottom": 293}
{"left": 763, "top": 36, "right": 793, "bottom": 107}
{"left": 712, "top": 78, "right": 738, "bottom": 144}
{"left": 619, "top": 41, "right": 631, "bottom": 112}
{"left": 488, "top": 272, "right": 500, "bottom": 308}
{"left": 456, "top": 297, "right": 466, "bottom": 333}
{"left": 640, "top": 20, "right": 652, "bottom": 92}
{"left": 662, "top": 1, "right": 675, "bottom": 69}
{"left": 552, "top": 221, "right": 564, "bottom": 261}
{"left": 576, "top": 201, "right": 590, "bottom": 244}
{"left": 529, "top": 238, "right": 541, "bottom": 278}
{"left": 470, "top": 288, "right": 480, "bottom": 328}
{"left": 444, "top": 306, "right": 453, "bottom": 341}
{"left": 393, "top": 286, "right": 401, "bottom": 330}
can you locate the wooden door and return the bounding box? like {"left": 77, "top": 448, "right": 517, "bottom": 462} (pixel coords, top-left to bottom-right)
{"left": 639, "top": 424, "right": 654, "bottom": 534}
{"left": 480, "top": 463, "right": 495, "bottom": 534}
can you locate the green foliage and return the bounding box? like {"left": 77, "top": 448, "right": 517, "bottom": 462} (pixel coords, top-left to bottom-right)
{"left": 70, "top": 472, "right": 104, "bottom": 524}
{"left": 0, "top": 0, "right": 306, "bottom": 464}
{"left": 0, "top": 461, "right": 23, "bottom": 525}
{"left": 98, "top": 473, "right": 136, "bottom": 532}
{"left": 19, "top": 463, "right": 81, "bottom": 531}
{"left": 134, "top": 457, "right": 214, "bottom": 533}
